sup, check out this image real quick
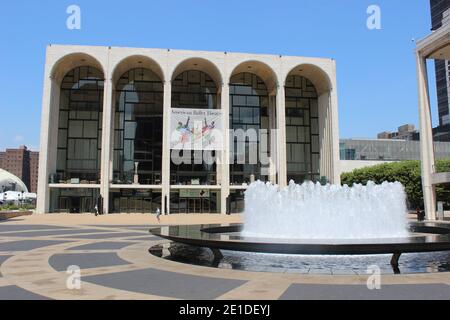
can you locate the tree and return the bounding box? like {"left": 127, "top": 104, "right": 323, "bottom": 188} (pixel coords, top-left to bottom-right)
{"left": 341, "top": 160, "right": 450, "bottom": 210}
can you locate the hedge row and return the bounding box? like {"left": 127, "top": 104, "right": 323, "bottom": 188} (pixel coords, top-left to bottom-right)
{"left": 0, "top": 204, "right": 35, "bottom": 211}
{"left": 341, "top": 160, "right": 450, "bottom": 209}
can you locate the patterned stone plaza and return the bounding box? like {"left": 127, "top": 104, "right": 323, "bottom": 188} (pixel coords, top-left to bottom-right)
{"left": 0, "top": 214, "right": 449, "bottom": 300}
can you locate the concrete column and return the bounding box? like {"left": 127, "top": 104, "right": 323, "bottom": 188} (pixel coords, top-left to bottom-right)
{"left": 329, "top": 74, "right": 341, "bottom": 185}
{"left": 318, "top": 86, "right": 340, "bottom": 185}
{"left": 216, "top": 87, "right": 223, "bottom": 187}
{"left": 417, "top": 54, "right": 437, "bottom": 220}
{"left": 318, "top": 93, "right": 328, "bottom": 182}
{"left": 109, "top": 93, "right": 116, "bottom": 185}
{"left": 37, "top": 75, "right": 59, "bottom": 214}
{"left": 328, "top": 94, "right": 335, "bottom": 182}
{"left": 100, "top": 76, "right": 113, "bottom": 214}
{"left": 318, "top": 92, "right": 334, "bottom": 183}
{"left": 220, "top": 83, "right": 230, "bottom": 214}
{"left": 268, "top": 94, "right": 277, "bottom": 183}
{"left": 276, "top": 85, "right": 287, "bottom": 187}
{"left": 161, "top": 81, "right": 172, "bottom": 214}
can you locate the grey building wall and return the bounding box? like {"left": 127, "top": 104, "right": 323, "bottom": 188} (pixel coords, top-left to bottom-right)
{"left": 340, "top": 139, "right": 450, "bottom": 161}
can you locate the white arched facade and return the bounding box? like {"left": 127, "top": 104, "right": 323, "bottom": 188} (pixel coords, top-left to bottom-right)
{"left": 37, "top": 45, "right": 340, "bottom": 214}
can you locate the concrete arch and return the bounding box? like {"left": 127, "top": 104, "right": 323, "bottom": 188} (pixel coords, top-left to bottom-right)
{"left": 284, "top": 63, "right": 338, "bottom": 186}
{"left": 51, "top": 52, "right": 105, "bottom": 85}
{"left": 284, "top": 64, "right": 332, "bottom": 96}
{"left": 112, "top": 55, "right": 165, "bottom": 85}
{"left": 171, "top": 57, "right": 222, "bottom": 88}
{"left": 229, "top": 60, "right": 278, "bottom": 93}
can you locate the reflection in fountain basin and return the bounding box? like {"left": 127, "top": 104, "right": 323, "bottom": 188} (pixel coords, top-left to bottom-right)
{"left": 149, "top": 242, "right": 450, "bottom": 275}
{"left": 150, "top": 223, "right": 450, "bottom": 274}
{"left": 242, "top": 181, "right": 409, "bottom": 240}
{"left": 149, "top": 179, "right": 450, "bottom": 274}
{"left": 168, "top": 242, "right": 214, "bottom": 261}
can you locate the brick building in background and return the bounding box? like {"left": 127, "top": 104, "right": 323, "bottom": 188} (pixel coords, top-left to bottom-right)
{"left": 0, "top": 146, "right": 39, "bottom": 193}
{"left": 29, "top": 151, "right": 39, "bottom": 194}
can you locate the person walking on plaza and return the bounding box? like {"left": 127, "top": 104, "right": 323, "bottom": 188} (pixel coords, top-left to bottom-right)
{"left": 156, "top": 207, "right": 161, "bottom": 222}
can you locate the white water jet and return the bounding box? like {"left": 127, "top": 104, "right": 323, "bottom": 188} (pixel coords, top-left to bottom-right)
{"left": 242, "top": 180, "right": 409, "bottom": 240}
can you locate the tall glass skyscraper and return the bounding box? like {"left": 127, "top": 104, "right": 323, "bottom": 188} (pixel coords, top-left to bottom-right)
{"left": 431, "top": 0, "right": 450, "bottom": 128}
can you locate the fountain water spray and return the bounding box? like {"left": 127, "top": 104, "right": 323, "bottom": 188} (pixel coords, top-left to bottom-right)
{"left": 242, "top": 181, "right": 409, "bottom": 240}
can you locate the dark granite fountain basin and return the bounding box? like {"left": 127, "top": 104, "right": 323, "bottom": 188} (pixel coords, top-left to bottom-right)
{"left": 150, "top": 222, "right": 450, "bottom": 271}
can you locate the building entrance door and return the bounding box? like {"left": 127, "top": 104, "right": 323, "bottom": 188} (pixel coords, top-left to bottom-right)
{"left": 53, "top": 189, "right": 99, "bottom": 213}
{"left": 69, "top": 197, "right": 80, "bottom": 213}
{"left": 80, "top": 197, "right": 93, "bottom": 213}
{"left": 187, "top": 198, "right": 201, "bottom": 213}
{"left": 170, "top": 190, "right": 219, "bottom": 214}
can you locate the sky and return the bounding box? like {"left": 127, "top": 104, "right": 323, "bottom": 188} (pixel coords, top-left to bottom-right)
{"left": 0, "top": 0, "right": 438, "bottom": 151}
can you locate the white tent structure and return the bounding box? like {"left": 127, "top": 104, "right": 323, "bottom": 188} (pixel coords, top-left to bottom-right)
{"left": 0, "top": 169, "right": 28, "bottom": 193}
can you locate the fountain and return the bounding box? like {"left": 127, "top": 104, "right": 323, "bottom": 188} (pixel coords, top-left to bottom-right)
{"left": 150, "top": 181, "right": 450, "bottom": 274}
{"left": 243, "top": 181, "right": 409, "bottom": 240}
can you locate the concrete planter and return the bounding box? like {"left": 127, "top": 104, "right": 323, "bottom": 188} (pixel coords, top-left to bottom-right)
{"left": 0, "top": 211, "right": 33, "bottom": 221}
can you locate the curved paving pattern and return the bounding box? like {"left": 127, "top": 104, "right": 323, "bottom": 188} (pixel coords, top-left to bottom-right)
{"left": 83, "top": 268, "right": 246, "bottom": 300}
{"left": 0, "top": 255, "right": 12, "bottom": 277}
{"left": 0, "top": 240, "right": 69, "bottom": 252}
{"left": 49, "top": 252, "right": 131, "bottom": 272}
{"left": 67, "top": 242, "right": 133, "bottom": 251}
{"left": 0, "top": 216, "right": 449, "bottom": 300}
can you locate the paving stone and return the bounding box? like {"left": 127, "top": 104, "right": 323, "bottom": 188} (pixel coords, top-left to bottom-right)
{"left": 57, "top": 232, "right": 145, "bottom": 240}
{"left": 0, "top": 240, "right": 69, "bottom": 252}
{"left": 0, "top": 225, "right": 72, "bottom": 233}
{"left": 0, "top": 285, "right": 50, "bottom": 300}
{"left": 49, "top": 252, "right": 131, "bottom": 271}
{"left": 0, "top": 255, "right": 12, "bottom": 277}
{"left": 280, "top": 283, "right": 450, "bottom": 300}
{"left": 0, "top": 229, "right": 112, "bottom": 238}
{"left": 83, "top": 267, "right": 247, "bottom": 299}
{"left": 67, "top": 242, "right": 133, "bottom": 251}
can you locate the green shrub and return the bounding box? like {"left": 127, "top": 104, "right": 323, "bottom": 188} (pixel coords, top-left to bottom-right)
{"left": 0, "top": 203, "right": 35, "bottom": 212}
{"left": 341, "top": 159, "right": 450, "bottom": 210}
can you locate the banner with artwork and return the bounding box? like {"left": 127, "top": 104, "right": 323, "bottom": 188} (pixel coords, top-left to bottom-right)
{"left": 170, "top": 108, "right": 223, "bottom": 150}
